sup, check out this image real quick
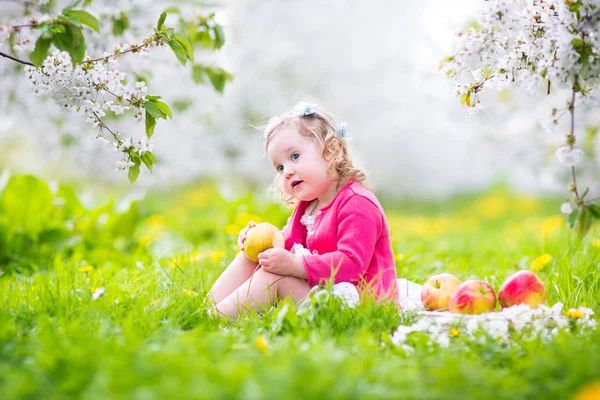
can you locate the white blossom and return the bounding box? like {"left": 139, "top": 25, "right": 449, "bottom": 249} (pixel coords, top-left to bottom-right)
{"left": 115, "top": 159, "right": 135, "bottom": 171}
{"left": 555, "top": 146, "right": 584, "bottom": 167}
{"left": 560, "top": 201, "right": 573, "bottom": 214}
{"left": 92, "top": 287, "right": 105, "bottom": 300}
{"left": 445, "top": 0, "right": 600, "bottom": 108}
{"left": 390, "top": 302, "right": 597, "bottom": 350}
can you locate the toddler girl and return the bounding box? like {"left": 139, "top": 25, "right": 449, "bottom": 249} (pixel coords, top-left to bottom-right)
{"left": 207, "top": 101, "right": 400, "bottom": 319}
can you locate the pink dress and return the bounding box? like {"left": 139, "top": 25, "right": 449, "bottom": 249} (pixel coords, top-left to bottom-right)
{"left": 282, "top": 180, "right": 399, "bottom": 305}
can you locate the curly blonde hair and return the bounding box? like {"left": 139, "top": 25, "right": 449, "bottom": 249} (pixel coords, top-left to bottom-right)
{"left": 263, "top": 102, "right": 367, "bottom": 205}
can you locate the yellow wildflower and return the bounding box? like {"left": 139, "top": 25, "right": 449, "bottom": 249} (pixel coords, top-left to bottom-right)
{"left": 449, "top": 329, "right": 460, "bottom": 337}
{"left": 514, "top": 196, "right": 541, "bottom": 214}
{"left": 531, "top": 254, "right": 553, "bottom": 272}
{"left": 225, "top": 224, "right": 241, "bottom": 236}
{"left": 394, "top": 254, "right": 406, "bottom": 262}
{"left": 151, "top": 299, "right": 159, "bottom": 305}
{"left": 78, "top": 265, "right": 94, "bottom": 273}
{"left": 31, "top": 286, "right": 35, "bottom": 292}
{"left": 475, "top": 194, "right": 507, "bottom": 219}
{"left": 183, "top": 289, "right": 197, "bottom": 296}
{"left": 188, "top": 251, "right": 202, "bottom": 262}
{"left": 208, "top": 250, "right": 225, "bottom": 263}
{"left": 139, "top": 234, "right": 156, "bottom": 246}
{"left": 567, "top": 309, "right": 584, "bottom": 319}
{"left": 255, "top": 335, "right": 269, "bottom": 354}
{"left": 573, "top": 380, "right": 600, "bottom": 400}
{"left": 592, "top": 239, "right": 600, "bottom": 248}
{"left": 234, "top": 212, "right": 262, "bottom": 227}
{"left": 146, "top": 215, "right": 165, "bottom": 226}
{"left": 541, "top": 215, "right": 563, "bottom": 236}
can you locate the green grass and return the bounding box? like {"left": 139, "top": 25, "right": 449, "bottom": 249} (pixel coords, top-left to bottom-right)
{"left": 1, "top": 179, "right": 600, "bottom": 399}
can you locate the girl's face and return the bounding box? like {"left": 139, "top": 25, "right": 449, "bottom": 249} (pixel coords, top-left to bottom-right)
{"left": 267, "top": 125, "right": 331, "bottom": 202}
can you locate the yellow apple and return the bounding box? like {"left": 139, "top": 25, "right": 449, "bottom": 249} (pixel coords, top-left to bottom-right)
{"left": 243, "top": 222, "right": 285, "bottom": 262}
{"left": 421, "top": 273, "right": 461, "bottom": 311}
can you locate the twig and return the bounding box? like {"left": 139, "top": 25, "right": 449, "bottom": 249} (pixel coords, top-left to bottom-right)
{"left": 569, "top": 89, "right": 581, "bottom": 201}
{"left": 1, "top": 43, "right": 150, "bottom": 68}
{"left": 92, "top": 111, "right": 121, "bottom": 144}
{"left": 0, "top": 51, "right": 33, "bottom": 66}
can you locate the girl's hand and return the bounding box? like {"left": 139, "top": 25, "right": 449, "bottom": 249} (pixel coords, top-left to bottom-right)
{"left": 238, "top": 220, "right": 257, "bottom": 251}
{"left": 257, "top": 248, "right": 306, "bottom": 278}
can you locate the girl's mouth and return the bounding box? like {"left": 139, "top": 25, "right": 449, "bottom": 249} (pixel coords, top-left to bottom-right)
{"left": 292, "top": 180, "right": 303, "bottom": 189}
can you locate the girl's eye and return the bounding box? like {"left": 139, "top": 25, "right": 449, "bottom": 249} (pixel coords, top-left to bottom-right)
{"left": 276, "top": 165, "right": 284, "bottom": 172}
{"left": 291, "top": 153, "right": 300, "bottom": 160}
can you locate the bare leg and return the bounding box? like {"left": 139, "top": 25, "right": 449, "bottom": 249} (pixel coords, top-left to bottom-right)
{"left": 206, "top": 251, "right": 259, "bottom": 305}
{"left": 215, "top": 268, "right": 311, "bottom": 319}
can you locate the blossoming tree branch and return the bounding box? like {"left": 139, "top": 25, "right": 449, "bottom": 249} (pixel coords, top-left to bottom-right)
{"left": 0, "top": 1, "right": 232, "bottom": 182}
{"left": 441, "top": 0, "right": 600, "bottom": 238}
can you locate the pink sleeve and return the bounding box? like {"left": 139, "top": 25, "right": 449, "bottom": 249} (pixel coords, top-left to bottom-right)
{"left": 301, "top": 196, "right": 382, "bottom": 286}
{"left": 281, "top": 216, "right": 292, "bottom": 237}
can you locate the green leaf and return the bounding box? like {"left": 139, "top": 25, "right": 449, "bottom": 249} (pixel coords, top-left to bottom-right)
{"left": 192, "top": 64, "right": 205, "bottom": 84}
{"left": 172, "top": 34, "right": 194, "bottom": 62}
{"left": 589, "top": 204, "right": 600, "bottom": 218}
{"left": 460, "top": 92, "right": 471, "bottom": 107}
{"left": 569, "top": 2, "right": 582, "bottom": 12}
{"left": 568, "top": 207, "right": 580, "bottom": 228}
{"left": 142, "top": 101, "right": 163, "bottom": 119}
{"left": 206, "top": 68, "right": 233, "bottom": 93}
{"left": 576, "top": 207, "right": 593, "bottom": 239}
{"left": 438, "top": 56, "right": 454, "bottom": 71}
{"left": 157, "top": 11, "right": 167, "bottom": 31}
{"left": 195, "top": 31, "right": 213, "bottom": 48}
{"left": 128, "top": 158, "right": 141, "bottom": 183}
{"left": 213, "top": 25, "right": 225, "bottom": 49}
{"left": 64, "top": 10, "right": 100, "bottom": 32}
{"left": 52, "top": 22, "right": 86, "bottom": 64}
{"left": 168, "top": 39, "right": 187, "bottom": 66}
{"left": 69, "top": 26, "right": 86, "bottom": 64}
{"left": 145, "top": 111, "right": 156, "bottom": 138}
{"left": 141, "top": 152, "right": 156, "bottom": 172}
{"left": 112, "top": 12, "right": 130, "bottom": 36}
{"left": 154, "top": 101, "right": 172, "bottom": 119}
{"left": 581, "top": 187, "right": 590, "bottom": 200}
{"left": 145, "top": 95, "right": 162, "bottom": 101}
{"left": 30, "top": 37, "right": 51, "bottom": 67}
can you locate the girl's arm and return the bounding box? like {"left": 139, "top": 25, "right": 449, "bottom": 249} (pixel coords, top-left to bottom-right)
{"left": 300, "top": 196, "right": 383, "bottom": 286}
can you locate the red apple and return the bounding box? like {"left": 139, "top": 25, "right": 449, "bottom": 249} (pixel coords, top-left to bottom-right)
{"left": 421, "top": 273, "right": 461, "bottom": 311}
{"left": 448, "top": 280, "right": 497, "bottom": 314}
{"left": 498, "top": 270, "right": 547, "bottom": 308}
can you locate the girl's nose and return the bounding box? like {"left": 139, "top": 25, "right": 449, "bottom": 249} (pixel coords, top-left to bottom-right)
{"left": 284, "top": 165, "right": 294, "bottom": 177}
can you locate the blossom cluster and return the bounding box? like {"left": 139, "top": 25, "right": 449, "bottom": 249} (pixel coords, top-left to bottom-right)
{"left": 390, "top": 302, "right": 596, "bottom": 353}
{"left": 443, "top": 0, "right": 600, "bottom": 105}
{"left": 24, "top": 44, "right": 155, "bottom": 172}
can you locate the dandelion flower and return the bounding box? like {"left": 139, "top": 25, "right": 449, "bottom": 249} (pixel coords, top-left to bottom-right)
{"left": 531, "top": 254, "right": 553, "bottom": 272}
{"left": 573, "top": 380, "right": 600, "bottom": 400}
{"left": 449, "top": 329, "right": 460, "bottom": 337}
{"left": 592, "top": 239, "right": 600, "bottom": 248}
{"left": 183, "top": 289, "right": 197, "bottom": 296}
{"left": 567, "top": 309, "right": 584, "bottom": 319}
{"left": 256, "top": 335, "right": 269, "bottom": 354}
{"left": 394, "top": 254, "right": 407, "bottom": 262}
{"left": 79, "top": 265, "right": 94, "bottom": 272}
